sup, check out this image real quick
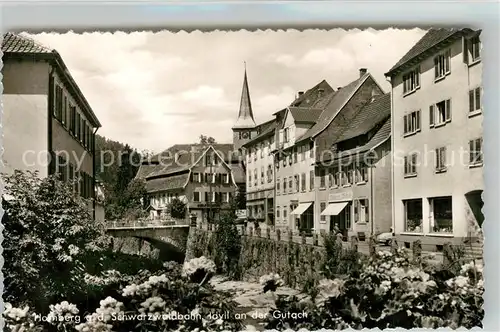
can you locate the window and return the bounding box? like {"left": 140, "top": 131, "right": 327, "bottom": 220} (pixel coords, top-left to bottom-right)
{"left": 57, "top": 155, "right": 66, "bottom": 181}
{"left": 319, "top": 169, "right": 326, "bottom": 188}
{"left": 276, "top": 178, "right": 280, "bottom": 194}
{"left": 434, "top": 49, "right": 451, "bottom": 80}
{"left": 402, "top": 67, "right": 420, "bottom": 94}
{"left": 430, "top": 99, "right": 451, "bottom": 127}
{"left": 283, "top": 128, "right": 289, "bottom": 143}
{"left": 403, "top": 110, "right": 421, "bottom": 135}
{"left": 221, "top": 192, "right": 228, "bottom": 203}
{"left": 469, "top": 87, "right": 482, "bottom": 113}
{"left": 261, "top": 167, "right": 264, "bottom": 184}
{"left": 301, "top": 173, "right": 306, "bottom": 191}
{"left": 288, "top": 155, "right": 292, "bottom": 166}
{"left": 260, "top": 144, "right": 264, "bottom": 158}
{"left": 328, "top": 168, "right": 335, "bottom": 188}
{"left": 248, "top": 174, "right": 252, "bottom": 187}
{"left": 404, "top": 199, "right": 423, "bottom": 232}
{"left": 283, "top": 177, "right": 287, "bottom": 192}
{"left": 267, "top": 165, "right": 273, "bottom": 183}
{"left": 276, "top": 206, "right": 280, "bottom": 218}
{"left": 254, "top": 169, "right": 257, "bottom": 186}
{"left": 62, "top": 96, "right": 67, "bottom": 126}
{"left": 294, "top": 175, "right": 299, "bottom": 192}
{"left": 80, "top": 118, "right": 84, "bottom": 142}
{"left": 360, "top": 165, "right": 368, "bottom": 182}
{"left": 353, "top": 199, "right": 369, "bottom": 223}
{"left": 404, "top": 153, "right": 418, "bottom": 176}
{"left": 254, "top": 148, "right": 257, "bottom": 161}
{"left": 429, "top": 197, "right": 453, "bottom": 233}
{"left": 282, "top": 157, "right": 286, "bottom": 168}
{"left": 344, "top": 202, "right": 352, "bottom": 230}
{"left": 335, "top": 168, "right": 342, "bottom": 187}
{"left": 293, "top": 148, "right": 297, "bottom": 163}
{"left": 70, "top": 106, "right": 76, "bottom": 135}
{"left": 221, "top": 173, "right": 229, "bottom": 184}
{"left": 466, "top": 35, "right": 481, "bottom": 64}
{"left": 55, "top": 85, "right": 63, "bottom": 120}
{"left": 283, "top": 206, "right": 287, "bottom": 219}
{"left": 309, "top": 142, "right": 314, "bottom": 158}
{"left": 435, "top": 147, "right": 447, "bottom": 172}
{"left": 76, "top": 113, "right": 81, "bottom": 140}
{"left": 469, "top": 138, "right": 483, "bottom": 166}
{"left": 309, "top": 170, "right": 314, "bottom": 190}
{"left": 346, "top": 164, "right": 353, "bottom": 185}
{"left": 320, "top": 202, "right": 326, "bottom": 222}
{"left": 288, "top": 177, "right": 293, "bottom": 193}
{"left": 299, "top": 146, "right": 304, "bottom": 161}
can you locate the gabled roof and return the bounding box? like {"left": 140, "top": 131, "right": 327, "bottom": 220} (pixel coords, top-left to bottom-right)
{"left": 289, "top": 107, "right": 324, "bottom": 124}
{"left": 320, "top": 117, "right": 391, "bottom": 163}
{"left": 145, "top": 173, "right": 190, "bottom": 193}
{"left": 335, "top": 93, "right": 391, "bottom": 143}
{"left": 137, "top": 143, "right": 240, "bottom": 179}
{"left": 385, "top": 28, "right": 477, "bottom": 77}
{"left": 289, "top": 79, "right": 334, "bottom": 108}
{"left": 296, "top": 73, "right": 370, "bottom": 143}
{"left": 2, "top": 32, "right": 101, "bottom": 128}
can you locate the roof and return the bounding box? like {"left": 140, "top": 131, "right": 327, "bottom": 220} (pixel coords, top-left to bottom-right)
{"left": 296, "top": 73, "right": 369, "bottom": 143}
{"left": 385, "top": 28, "right": 475, "bottom": 76}
{"left": 145, "top": 173, "right": 190, "bottom": 193}
{"left": 289, "top": 107, "right": 324, "bottom": 124}
{"left": 2, "top": 33, "right": 101, "bottom": 128}
{"left": 242, "top": 120, "right": 277, "bottom": 148}
{"left": 137, "top": 143, "right": 241, "bottom": 180}
{"left": 335, "top": 93, "right": 391, "bottom": 143}
{"left": 233, "top": 69, "right": 256, "bottom": 129}
{"left": 320, "top": 117, "right": 391, "bottom": 163}
{"left": 289, "top": 79, "right": 335, "bottom": 108}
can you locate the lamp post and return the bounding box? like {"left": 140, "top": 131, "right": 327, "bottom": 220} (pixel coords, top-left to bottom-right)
{"left": 365, "top": 151, "right": 377, "bottom": 236}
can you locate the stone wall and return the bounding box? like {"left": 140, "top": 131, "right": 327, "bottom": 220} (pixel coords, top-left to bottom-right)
{"left": 187, "top": 227, "right": 326, "bottom": 288}
{"left": 111, "top": 237, "right": 160, "bottom": 259}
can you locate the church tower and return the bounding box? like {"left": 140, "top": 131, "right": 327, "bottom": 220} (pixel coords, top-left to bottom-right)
{"left": 232, "top": 64, "right": 257, "bottom": 151}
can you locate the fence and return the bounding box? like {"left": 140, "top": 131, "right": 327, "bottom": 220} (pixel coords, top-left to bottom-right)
{"left": 197, "top": 222, "right": 483, "bottom": 264}
{"left": 108, "top": 218, "right": 190, "bottom": 229}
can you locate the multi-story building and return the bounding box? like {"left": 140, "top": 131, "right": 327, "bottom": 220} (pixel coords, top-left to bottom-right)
{"left": 2, "top": 32, "right": 103, "bottom": 220}
{"left": 136, "top": 144, "right": 245, "bottom": 223}
{"left": 385, "top": 28, "right": 483, "bottom": 250}
{"left": 314, "top": 93, "right": 392, "bottom": 240}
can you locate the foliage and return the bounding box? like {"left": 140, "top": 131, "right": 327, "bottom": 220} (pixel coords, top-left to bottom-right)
{"left": 2, "top": 170, "right": 109, "bottom": 312}
{"left": 321, "top": 233, "right": 364, "bottom": 278}
{"left": 199, "top": 135, "right": 216, "bottom": 144}
{"left": 3, "top": 260, "right": 243, "bottom": 332}
{"left": 264, "top": 248, "right": 484, "bottom": 330}
{"left": 214, "top": 210, "right": 242, "bottom": 279}
{"left": 259, "top": 273, "right": 284, "bottom": 293}
{"left": 167, "top": 197, "right": 187, "bottom": 219}
{"left": 182, "top": 256, "right": 216, "bottom": 284}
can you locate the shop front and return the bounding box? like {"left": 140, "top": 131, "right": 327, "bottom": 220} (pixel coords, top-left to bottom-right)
{"left": 321, "top": 191, "right": 353, "bottom": 241}
{"left": 291, "top": 201, "right": 314, "bottom": 234}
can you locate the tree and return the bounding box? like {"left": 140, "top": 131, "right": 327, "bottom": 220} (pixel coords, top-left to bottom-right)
{"left": 199, "top": 135, "right": 216, "bottom": 145}
{"left": 167, "top": 197, "right": 187, "bottom": 219}
{"left": 2, "top": 170, "right": 109, "bottom": 311}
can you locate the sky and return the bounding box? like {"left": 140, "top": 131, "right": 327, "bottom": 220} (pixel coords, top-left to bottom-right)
{"left": 30, "top": 28, "right": 426, "bottom": 153}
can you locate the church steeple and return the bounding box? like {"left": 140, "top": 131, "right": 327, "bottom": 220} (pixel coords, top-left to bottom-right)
{"left": 233, "top": 63, "right": 256, "bottom": 129}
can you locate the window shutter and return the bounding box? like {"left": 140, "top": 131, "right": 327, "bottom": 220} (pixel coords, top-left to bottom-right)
{"left": 463, "top": 38, "right": 469, "bottom": 63}
{"left": 445, "top": 99, "right": 451, "bottom": 121}
{"left": 429, "top": 105, "right": 435, "bottom": 126}
{"left": 434, "top": 57, "right": 439, "bottom": 78}
{"left": 404, "top": 156, "right": 408, "bottom": 174}
{"left": 445, "top": 51, "right": 450, "bottom": 73}
{"left": 416, "top": 110, "right": 421, "bottom": 130}
{"left": 365, "top": 200, "right": 370, "bottom": 222}
{"left": 469, "top": 90, "right": 475, "bottom": 112}
{"left": 354, "top": 199, "right": 359, "bottom": 222}
{"left": 475, "top": 88, "right": 481, "bottom": 110}
{"left": 435, "top": 148, "right": 440, "bottom": 168}
{"left": 441, "top": 147, "right": 446, "bottom": 167}
{"left": 469, "top": 140, "right": 474, "bottom": 164}
{"left": 403, "top": 115, "right": 408, "bottom": 134}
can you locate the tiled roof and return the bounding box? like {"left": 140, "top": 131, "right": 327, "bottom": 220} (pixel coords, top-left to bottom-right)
{"left": 2, "top": 32, "right": 53, "bottom": 54}
{"left": 335, "top": 93, "right": 391, "bottom": 143}
{"left": 137, "top": 143, "right": 240, "bottom": 180}
{"left": 289, "top": 79, "right": 334, "bottom": 108}
{"left": 324, "top": 117, "right": 391, "bottom": 162}
{"left": 241, "top": 118, "right": 279, "bottom": 148}
{"left": 289, "top": 107, "right": 324, "bottom": 124}
{"left": 145, "top": 173, "right": 190, "bottom": 193}
{"left": 297, "top": 73, "right": 369, "bottom": 143}
{"left": 385, "top": 28, "right": 466, "bottom": 76}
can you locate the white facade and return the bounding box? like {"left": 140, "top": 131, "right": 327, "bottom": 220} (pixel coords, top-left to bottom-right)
{"left": 390, "top": 33, "right": 483, "bottom": 248}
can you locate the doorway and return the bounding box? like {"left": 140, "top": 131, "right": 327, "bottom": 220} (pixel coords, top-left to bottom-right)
{"left": 329, "top": 202, "right": 351, "bottom": 240}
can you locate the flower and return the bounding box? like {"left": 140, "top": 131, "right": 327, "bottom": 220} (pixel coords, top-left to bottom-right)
{"left": 182, "top": 256, "right": 216, "bottom": 277}
{"left": 46, "top": 301, "right": 79, "bottom": 325}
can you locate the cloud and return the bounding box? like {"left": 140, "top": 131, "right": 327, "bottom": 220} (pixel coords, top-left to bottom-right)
{"left": 28, "top": 28, "right": 426, "bottom": 153}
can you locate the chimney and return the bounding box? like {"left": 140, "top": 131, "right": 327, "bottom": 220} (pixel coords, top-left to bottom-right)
{"left": 318, "top": 88, "right": 325, "bottom": 98}
{"left": 359, "top": 68, "right": 367, "bottom": 77}
{"left": 298, "top": 91, "right": 304, "bottom": 97}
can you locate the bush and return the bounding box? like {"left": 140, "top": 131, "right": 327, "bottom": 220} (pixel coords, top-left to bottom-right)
{"left": 321, "top": 233, "right": 364, "bottom": 278}
{"left": 265, "top": 248, "right": 484, "bottom": 330}
{"left": 214, "top": 211, "right": 242, "bottom": 278}
{"left": 167, "top": 197, "right": 187, "bottom": 219}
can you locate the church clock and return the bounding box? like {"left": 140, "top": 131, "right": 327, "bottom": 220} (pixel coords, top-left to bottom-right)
{"left": 241, "top": 131, "right": 250, "bottom": 139}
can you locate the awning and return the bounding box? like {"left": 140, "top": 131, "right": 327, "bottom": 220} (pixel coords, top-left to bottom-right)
{"left": 321, "top": 202, "right": 348, "bottom": 216}
{"left": 290, "top": 202, "right": 312, "bottom": 216}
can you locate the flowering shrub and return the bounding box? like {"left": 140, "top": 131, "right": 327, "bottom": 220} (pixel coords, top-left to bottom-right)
{"left": 259, "top": 273, "right": 284, "bottom": 293}
{"left": 265, "top": 248, "right": 484, "bottom": 330}
{"left": 182, "top": 256, "right": 217, "bottom": 284}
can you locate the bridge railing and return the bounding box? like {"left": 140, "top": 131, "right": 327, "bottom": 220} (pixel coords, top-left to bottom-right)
{"left": 108, "top": 218, "right": 189, "bottom": 229}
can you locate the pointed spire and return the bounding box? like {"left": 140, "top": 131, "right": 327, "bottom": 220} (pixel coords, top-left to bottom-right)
{"left": 233, "top": 63, "right": 256, "bottom": 129}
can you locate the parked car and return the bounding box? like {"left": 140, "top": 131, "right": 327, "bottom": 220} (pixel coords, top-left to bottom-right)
{"left": 376, "top": 232, "right": 393, "bottom": 246}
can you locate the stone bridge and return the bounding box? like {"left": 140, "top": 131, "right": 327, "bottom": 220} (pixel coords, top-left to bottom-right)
{"left": 106, "top": 221, "right": 192, "bottom": 262}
